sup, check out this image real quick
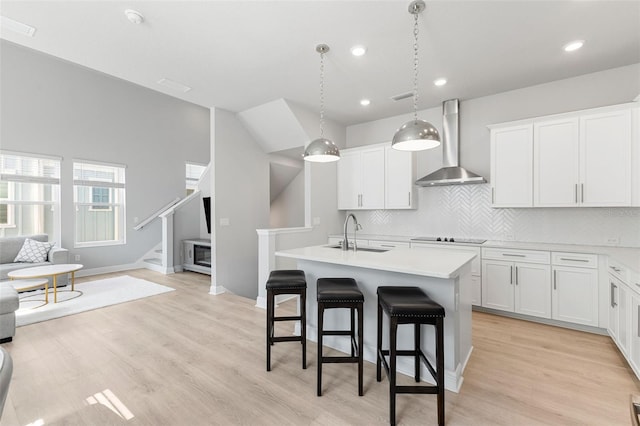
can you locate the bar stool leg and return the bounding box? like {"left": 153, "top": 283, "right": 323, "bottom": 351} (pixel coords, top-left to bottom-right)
{"left": 350, "top": 307, "right": 356, "bottom": 357}
{"left": 376, "top": 301, "right": 383, "bottom": 382}
{"left": 266, "top": 290, "right": 272, "bottom": 371}
{"left": 437, "top": 317, "right": 445, "bottom": 426}
{"left": 317, "top": 302, "right": 324, "bottom": 396}
{"left": 390, "top": 317, "right": 398, "bottom": 426}
{"left": 301, "top": 289, "right": 307, "bottom": 369}
{"left": 357, "top": 303, "right": 364, "bottom": 396}
{"left": 414, "top": 323, "right": 421, "bottom": 382}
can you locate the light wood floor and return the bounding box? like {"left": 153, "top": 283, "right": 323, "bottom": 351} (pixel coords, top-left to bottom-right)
{"left": 1, "top": 269, "right": 637, "bottom": 425}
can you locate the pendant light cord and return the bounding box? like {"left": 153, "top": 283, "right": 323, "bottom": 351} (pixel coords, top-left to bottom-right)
{"left": 319, "top": 50, "right": 325, "bottom": 137}
{"left": 412, "top": 9, "right": 419, "bottom": 123}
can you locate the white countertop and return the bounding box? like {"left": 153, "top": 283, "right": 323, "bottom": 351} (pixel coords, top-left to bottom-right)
{"left": 276, "top": 245, "right": 476, "bottom": 279}
{"left": 328, "top": 233, "right": 640, "bottom": 273}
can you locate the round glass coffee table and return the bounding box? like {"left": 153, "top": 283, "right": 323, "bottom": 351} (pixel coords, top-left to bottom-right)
{"left": 8, "top": 264, "right": 83, "bottom": 303}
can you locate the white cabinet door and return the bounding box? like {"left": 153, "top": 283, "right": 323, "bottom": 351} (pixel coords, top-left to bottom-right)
{"left": 471, "top": 275, "right": 482, "bottom": 307}
{"left": 618, "top": 283, "right": 630, "bottom": 357}
{"left": 490, "top": 124, "right": 533, "bottom": 207}
{"left": 630, "top": 293, "right": 640, "bottom": 375}
{"left": 534, "top": 118, "right": 579, "bottom": 207}
{"left": 385, "top": 146, "right": 415, "bottom": 209}
{"left": 579, "top": 110, "right": 632, "bottom": 206}
{"left": 514, "top": 263, "right": 551, "bottom": 319}
{"left": 360, "top": 147, "right": 385, "bottom": 209}
{"left": 608, "top": 277, "right": 620, "bottom": 340}
{"left": 552, "top": 266, "right": 599, "bottom": 326}
{"left": 337, "top": 151, "right": 361, "bottom": 210}
{"left": 482, "top": 260, "right": 514, "bottom": 312}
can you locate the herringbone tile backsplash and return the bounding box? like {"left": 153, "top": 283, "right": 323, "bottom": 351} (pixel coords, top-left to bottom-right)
{"left": 357, "top": 184, "right": 640, "bottom": 247}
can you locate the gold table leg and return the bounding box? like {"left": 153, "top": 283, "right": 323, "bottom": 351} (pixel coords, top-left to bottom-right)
{"left": 45, "top": 282, "right": 49, "bottom": 304}
{"left": 71, "top": 271, "right": 75, "bottom": 291}
{"left": 53, "top": 274, "right": 57, "bottom": 303}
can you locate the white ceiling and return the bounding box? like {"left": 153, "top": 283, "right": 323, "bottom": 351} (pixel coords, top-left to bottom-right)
{"left": 1, "top": 1, "right": 639, "bottom": 126}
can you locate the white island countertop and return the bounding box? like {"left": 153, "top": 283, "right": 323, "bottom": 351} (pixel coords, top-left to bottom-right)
{"left": 276, "top": 245, "right": 476, "bottom": 279}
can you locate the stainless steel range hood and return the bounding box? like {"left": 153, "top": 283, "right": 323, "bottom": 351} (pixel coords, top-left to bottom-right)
{"left": 415, "top": 99, "right": 486, "bottom": 187}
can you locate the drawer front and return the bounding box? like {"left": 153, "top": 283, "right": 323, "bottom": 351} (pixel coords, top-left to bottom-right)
{"left": 551, "top": 252, "right": 598, "bottom": 269}
{"left": 368, "top": 240, "right": 410, "bottom": 249}
{"left": 482, "top": 247, "right": 550, "bottom": 264}
{"left": 608, "top": 258, "right": 629, "bottom": 283}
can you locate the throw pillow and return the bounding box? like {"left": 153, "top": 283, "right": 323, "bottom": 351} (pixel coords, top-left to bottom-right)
{"left": 13, "top": 238, "right": 54, "bottom": 263}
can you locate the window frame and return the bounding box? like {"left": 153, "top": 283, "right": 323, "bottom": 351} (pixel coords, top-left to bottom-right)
{"left": 73, "top": 160, "right": 126, "bottom": 248}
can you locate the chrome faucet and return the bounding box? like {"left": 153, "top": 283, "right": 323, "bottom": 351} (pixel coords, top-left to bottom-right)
{"left": 343, "top": 213, "right": 362, "bottom": 252}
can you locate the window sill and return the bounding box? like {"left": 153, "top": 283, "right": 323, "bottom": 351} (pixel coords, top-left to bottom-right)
{"left": 74, "top": 240, "right": 125, "bottom": 249}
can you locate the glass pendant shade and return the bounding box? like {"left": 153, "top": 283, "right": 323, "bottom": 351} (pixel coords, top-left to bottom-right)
{"left": 391, "top": 119, "right": 441, "bottom": 151}
{"left": 303, "top": 137, "right": 340, "bottom": 162}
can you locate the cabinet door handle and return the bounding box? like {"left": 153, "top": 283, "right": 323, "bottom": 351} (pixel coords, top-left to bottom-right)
{"left": 611, "top": 282, "right": 617, "bottom": 307}
{"left": 491, "top": 187, "right": 495, "bottom": 204}
{"left": 408, "top": 192, "right": 411, "bottom": 206}
{"left": 560, "top": 258, "right": 588, "bottom": 262}
{"left": 515, "top": 266, "right": 518, "bottom": 285}
{"left": 553, "top": 270, "right": 557, "bottom": 290}
{"left": 581, "top": 183, "right": 584, "bottom": 203}
{"left": 510, "top": 265, "right": 513, "bottom": 285}
{"left": 503, "top": 253, "right": 526, "bottom": 258}
{"left": 574, "top": 184, "right": 578, "bottom": 204}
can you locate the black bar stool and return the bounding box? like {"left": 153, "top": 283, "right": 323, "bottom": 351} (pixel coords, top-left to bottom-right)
{"left": 266, "top": 270, "right": 307, "bottom": 371}
{"left": 376, "top": 286, "right": 446, "bottom": 426}
{"left": 317, "top": 278, "right": 364, "bottom": 397}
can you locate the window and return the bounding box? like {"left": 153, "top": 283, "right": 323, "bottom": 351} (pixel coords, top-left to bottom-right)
{"left": 73, "top": 160, "right": 126, "bottom": 247}
{"left": 186, "top": 162, "right": 206, "bottom": 195}
{"left": 0, "top": 151, "right": 61, "bottom": 240}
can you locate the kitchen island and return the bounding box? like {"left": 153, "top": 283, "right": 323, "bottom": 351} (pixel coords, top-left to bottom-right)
{"left": 275, "top": 244, "right": 476, "bottom": 392}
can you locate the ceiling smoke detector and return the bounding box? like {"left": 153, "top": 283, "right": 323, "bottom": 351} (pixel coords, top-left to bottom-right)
{"left": 124, "top": 9, "right": 144, "bottom": 25}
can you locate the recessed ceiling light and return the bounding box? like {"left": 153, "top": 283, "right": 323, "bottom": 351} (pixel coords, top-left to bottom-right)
{"left": 124, "top": 9, "right": 144, "bottom": 25}
{"left": 360, "top": 99, "right": 371, "bottom": 106}
{"left": 1, "top": 15, "right": 37, "bottom": 37}
{"left": 157, "top": 78, "right": 191, "bottom": 93}
{"left": 350, "top": 45, "right": 367, "bottom": 57}
{"left": 434, "top": 78, "right": 447, "bottom": 87}
{"left": 563, "top": 40, "right": 584, "bottom": 52}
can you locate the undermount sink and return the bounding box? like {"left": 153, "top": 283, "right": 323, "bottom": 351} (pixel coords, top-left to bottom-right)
{"left": 325, "top": 245, "right": 389, "bottom": 253}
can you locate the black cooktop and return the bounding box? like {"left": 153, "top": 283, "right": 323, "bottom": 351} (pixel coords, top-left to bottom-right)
{"left": 411, "top": 237, "right": 486, "bottom": 244}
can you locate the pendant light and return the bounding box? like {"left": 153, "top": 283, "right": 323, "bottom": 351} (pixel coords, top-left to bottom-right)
{"left": 391, "top": 0, "right": 441, "bottom": 152}
{"left": 304, "top": 44, "right": 340, "bottom": 162}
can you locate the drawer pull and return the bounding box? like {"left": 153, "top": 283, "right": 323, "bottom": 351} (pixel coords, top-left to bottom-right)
{"left": 609, "top": 266, "right": 621, "bottom": 272}
{"left": 380, "top": 244, "right": 395, "bottom": 248}
{"left": 560, "top": 257, "right": 588, "bottom": 262}
{"left": 502, "top": 253, "right": 526, "bottom": 258}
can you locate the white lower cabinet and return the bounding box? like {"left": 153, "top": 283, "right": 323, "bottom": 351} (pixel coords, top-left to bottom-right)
{"left": 551, "top": 264, "right": 599, "bottom": 327}
{"left": 630, "top": 293, "right": 640, "bottom": 376}
{"left": 481, "top": 259, "right": 550, "bottom": 318}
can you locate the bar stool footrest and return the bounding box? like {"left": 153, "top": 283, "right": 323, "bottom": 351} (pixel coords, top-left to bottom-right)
{"left": 321, "top": 356, "right": 359, "bottom": 364}
{"left": 271, "top": 336, "right": 303, "bottom": 343}
{"left": 273, "top": 316, "right": 302, "bottom": 322}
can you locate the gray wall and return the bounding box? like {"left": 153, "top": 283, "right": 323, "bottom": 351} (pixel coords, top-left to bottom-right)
{"left": 0, "top": 41, "right": 210, "bottom": 270}
{"left": 270, "top": 170, "right": 304, "bottom": 228}
{"left": 213, "top": 108, "right": 270, "bottom": 298}
{"left": 345, "top": 64, "right": 640, "bottom": 247}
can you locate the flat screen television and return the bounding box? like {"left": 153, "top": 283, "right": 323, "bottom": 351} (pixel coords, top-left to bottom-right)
{"left": 203, "top": 197, "right": 211, "bottom": 234}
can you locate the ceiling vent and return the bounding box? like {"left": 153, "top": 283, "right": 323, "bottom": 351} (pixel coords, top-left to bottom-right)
{"left": 157, "top": 78, "right": 191, "bottom": 93}
{"left": 1, "top": 15, "right": 36, "bottom": 37}
{"left": 390, "top": 91, "right": 414, "bottom": 102}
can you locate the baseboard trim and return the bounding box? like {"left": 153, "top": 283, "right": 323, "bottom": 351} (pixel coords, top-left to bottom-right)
{"left": 75, "top": 263, "right": 142, "bottom": 278}
{"left": 209, "top": 285, "right": 226, "bottom": 296}
{"left": 473, "top": 306, "right": 609, "bottom": 335}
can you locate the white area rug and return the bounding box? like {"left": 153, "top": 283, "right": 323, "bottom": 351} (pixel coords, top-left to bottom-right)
{"left": 16, "top": 275, "right": 175, "bottom": 326}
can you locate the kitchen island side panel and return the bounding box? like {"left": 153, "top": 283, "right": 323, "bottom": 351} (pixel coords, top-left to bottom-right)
{"left": 296, "top": 259, "right": 472, "bottom": 393}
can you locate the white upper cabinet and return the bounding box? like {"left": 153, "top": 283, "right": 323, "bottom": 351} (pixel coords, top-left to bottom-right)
{"left": 579, "top": 109, "right": 632, "bottom": 206}
{"left": 337, "top": 143, "right": 416, "bottom": 210}
{"left": 534, "top": 118, "right": 579, "bottom": 207}
{"left": 384, "top": 145, "right": 416, "bottom": 209}
{"left": 491, "top": 103, "right": 638, "bottom": 208}
{"left": 337, "top": 146, "right": 384, "bottom": 210}
{"left": 490, "top": 124, "right": 533, "bottom": 207}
